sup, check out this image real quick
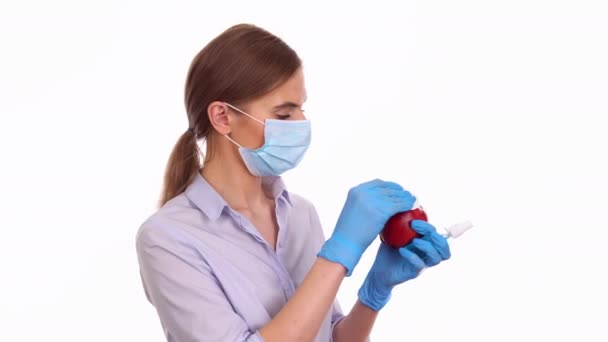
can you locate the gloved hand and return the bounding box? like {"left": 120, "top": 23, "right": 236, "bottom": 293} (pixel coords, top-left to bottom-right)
{"left": 318, "top": 179, "right": 416, "bottom": 276}
{"left": 358, "top": 220, "right": 451, "bottom": 311}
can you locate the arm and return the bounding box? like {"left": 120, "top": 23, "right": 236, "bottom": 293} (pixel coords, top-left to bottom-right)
{"left": 332, "top": 222, "right": 452, "bottom": 342}
{"left": 259, "top": 257, "right": 346, "bottom": 341}
{"left": 136, "top": 226, "right": 266, "bottom": 342}
{"left": 137, "top": 180, "right": 415, "bottom": 341}
{"left": 332, "top": 300, "right": 378, "bottom": 342}
{"left": 137, "top": 224, "right": 347, "bottom": 342}
{"left": 264, "top": 180, "right": 417, "bottom": 340}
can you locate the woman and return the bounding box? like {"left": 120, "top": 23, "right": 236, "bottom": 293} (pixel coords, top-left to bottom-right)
{"left": 136, "top": 24, "right": 450, "bottom": 342}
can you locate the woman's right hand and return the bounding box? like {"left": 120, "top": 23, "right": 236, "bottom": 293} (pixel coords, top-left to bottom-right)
{"left": 317, "top": 179, "right": 416, "bottom": 276}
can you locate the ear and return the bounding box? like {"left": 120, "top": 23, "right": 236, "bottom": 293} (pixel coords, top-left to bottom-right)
{"left": 207, "top": 101, "right": 232, "bottom": 135}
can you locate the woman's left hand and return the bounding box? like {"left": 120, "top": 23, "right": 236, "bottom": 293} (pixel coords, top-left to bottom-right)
{"left": 357, "top": 220, "right": 451, "bottom": 311}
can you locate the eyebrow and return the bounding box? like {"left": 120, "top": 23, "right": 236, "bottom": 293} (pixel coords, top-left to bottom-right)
{"left": 272, "top": 102, "right": 302, "bottom": 111}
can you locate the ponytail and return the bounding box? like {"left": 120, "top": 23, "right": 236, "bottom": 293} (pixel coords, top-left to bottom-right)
{"left": 159, "top": 130, "right": 201, "bottom": 207}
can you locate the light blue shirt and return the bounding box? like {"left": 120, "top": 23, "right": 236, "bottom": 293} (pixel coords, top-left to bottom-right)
{"left": 136, "top": 173, "right": 345, "bottom": 341}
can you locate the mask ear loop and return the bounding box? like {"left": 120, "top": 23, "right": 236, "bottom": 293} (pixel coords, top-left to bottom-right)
{"left": 224, "top": 102, "right": 265, "bottom": 125}
{"left": 222, "top": 102, "right": 266, "bottom": 148}
{"left": 224, "top": 134, "right": 243, "bottom": 148}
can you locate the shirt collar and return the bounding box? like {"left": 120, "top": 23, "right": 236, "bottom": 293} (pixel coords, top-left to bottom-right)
{"left": 185, "top": 173, "right": 292, "bottom": 221}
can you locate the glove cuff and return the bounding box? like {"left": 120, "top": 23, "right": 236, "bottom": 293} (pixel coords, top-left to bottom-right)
{"left": 357, "top": 274, "right": 393, "bottom": 311}
{"left": 317, "top": 233, "right": 364, "bottom": 277}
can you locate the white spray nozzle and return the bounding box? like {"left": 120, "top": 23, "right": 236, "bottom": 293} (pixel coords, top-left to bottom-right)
{"left": 445, "top": 220, "right": 473, "bottom": 239}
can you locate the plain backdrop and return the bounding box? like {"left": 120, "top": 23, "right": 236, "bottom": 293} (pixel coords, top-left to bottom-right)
{"left": 1, "top": 0, "right": 607, "bottom": 341}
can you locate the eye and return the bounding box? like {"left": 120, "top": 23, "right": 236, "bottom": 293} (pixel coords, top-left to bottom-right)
{"left": 276, "top": 114, "right": 291, "bottom": 120}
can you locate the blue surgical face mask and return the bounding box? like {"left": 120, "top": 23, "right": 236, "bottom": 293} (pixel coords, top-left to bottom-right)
{"left": 223, "top": 102, "right": 311, "bottom": 177}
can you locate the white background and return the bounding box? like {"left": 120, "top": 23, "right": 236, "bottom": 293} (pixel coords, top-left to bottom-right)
{"left": 1, "top": 0, "right": 607, "bottom": 340}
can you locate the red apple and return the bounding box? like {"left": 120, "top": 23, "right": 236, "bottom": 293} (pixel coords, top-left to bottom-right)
{"left": 380, "top": 208, "right": 428, "bottom": 248}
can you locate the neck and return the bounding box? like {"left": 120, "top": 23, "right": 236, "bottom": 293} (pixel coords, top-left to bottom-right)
{"left": 201, "top": 138, "right": 271, "bottom": 211}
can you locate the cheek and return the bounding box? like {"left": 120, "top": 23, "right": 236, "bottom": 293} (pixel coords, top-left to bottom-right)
{"left": 252, "top": 124, "right": 266, "bottom": 148}
{"left": 236, "top": 121, "right": 265, "bottom": 149}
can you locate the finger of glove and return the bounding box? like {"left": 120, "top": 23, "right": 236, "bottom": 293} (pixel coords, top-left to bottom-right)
{"left": 412, "top": 221, "right": 451, "bottom": 260}
{"left": 379, "top": 188, "right": 413, "bottom": 199}
{"left": 410, "top": 220, "right": 439, "bottom": 237}
{"left": 372, "top": 180, "right": 404, "bottom": 191}
{"left": 389, "top": 198, "right": 418, "bottom": 213}
{"left": 388, "top": 194, "right": 417, "bottom": 208}
{"left": 408, "top": 238, "right": 442, "bottom": 267}
{"left": 429, "top": 231, "right": 451, "bottom": 260}
{"left": 398, "top": 247, "right": 426, "bottom": 275}
{"left": 360, "top": 178, "right": 389, "bottom": 189}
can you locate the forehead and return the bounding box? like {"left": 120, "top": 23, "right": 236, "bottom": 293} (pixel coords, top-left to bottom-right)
{"left": 258, "top": 69, "right": 307, "bottom": 106}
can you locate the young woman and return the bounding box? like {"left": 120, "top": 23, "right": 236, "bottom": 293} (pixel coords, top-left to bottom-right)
{"left": 136, "top": 23, "right": 450, "bottom": 342}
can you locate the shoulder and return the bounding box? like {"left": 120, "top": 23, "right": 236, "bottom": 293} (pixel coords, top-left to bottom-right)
{"left": 135, "top": 193, "right": 201, "bottom": 250}
{"left": 286, "top": 192, "right": 318, "bottom": 216}
{"left": 284, "top": 191, "right": 325, "bottom": 239}
{"left": 287, "top": 191, "right": 313, "bottom": 208}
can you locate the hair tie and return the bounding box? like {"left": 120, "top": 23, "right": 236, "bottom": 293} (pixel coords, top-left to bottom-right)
{"left": 187, "top": 127, "right": 195, "bottom": 135}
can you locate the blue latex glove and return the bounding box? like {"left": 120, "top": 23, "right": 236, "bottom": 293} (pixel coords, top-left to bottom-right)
{"left": 358, "top": 220, "right": 451, "bottom": 311}
{"left": 318, "top": 179, "right": 416, "bottom": 276}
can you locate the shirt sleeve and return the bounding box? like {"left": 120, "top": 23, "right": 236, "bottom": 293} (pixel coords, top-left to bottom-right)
{"left": 136, "top": 224, "right": 265, "bottom": 342}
